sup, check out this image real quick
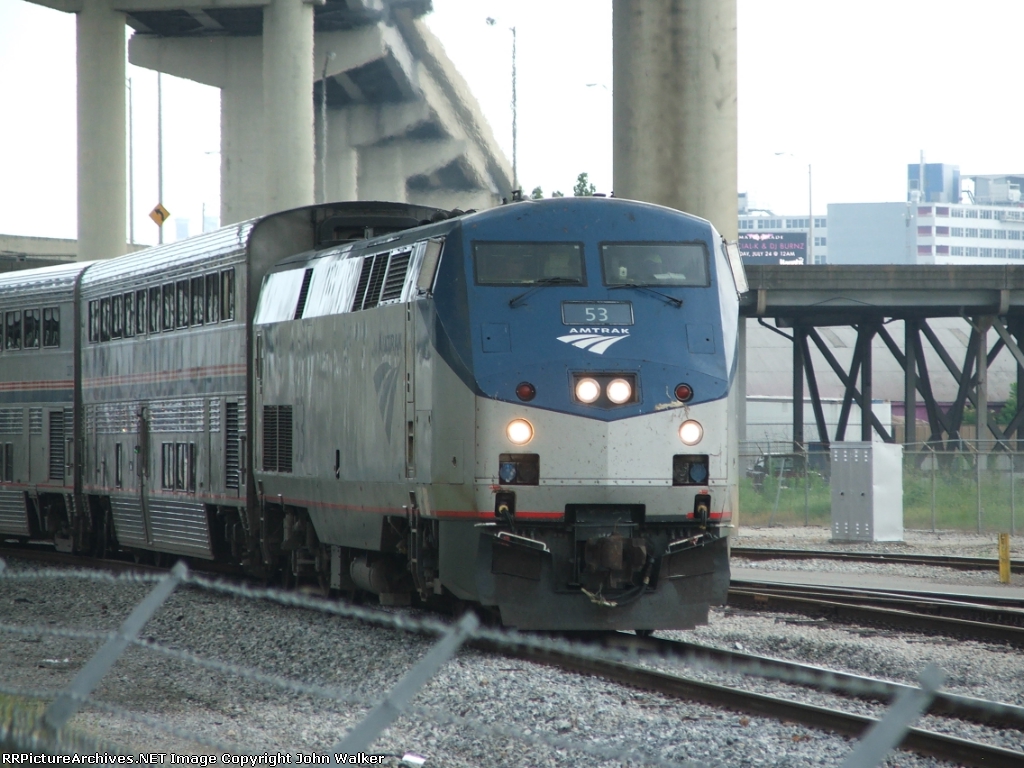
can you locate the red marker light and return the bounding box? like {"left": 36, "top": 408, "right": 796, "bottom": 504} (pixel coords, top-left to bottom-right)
{"left": 675, "top": 383, "right": 693, "bottom": 402}
{"left": 516, "top": 382, "right": 536, "bottom": 401}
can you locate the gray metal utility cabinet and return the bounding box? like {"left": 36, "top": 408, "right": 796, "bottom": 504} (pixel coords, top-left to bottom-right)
{"left": 830, "top": 442, "right": 904, "bottom": 542}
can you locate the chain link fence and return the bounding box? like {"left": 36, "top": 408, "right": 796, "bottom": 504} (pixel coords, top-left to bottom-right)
{"left": 740, "top": 439, "right": 1021, "bottom": 533}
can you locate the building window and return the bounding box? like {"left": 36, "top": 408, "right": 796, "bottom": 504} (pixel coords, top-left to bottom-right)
{"left": 814, "top": 217, "right": 827, "bottom": 228}
{"left": 981, "top": 209, "right": 993, "bottom": 219}
{"left": 966, "top": 209, "right": 979, "bottom": 219}
{"left": 918, "top": 206, "right": 932, "bottom": 216}
{"left": 980, "top": 247, "right": 993, "bottom": 257}
{"left": 917, "top": 245, "right": 932, "bottom": 254}
{"left": 936, "top": 245, "right": 949, "bottom": 255}
{"left": 951, "top": 227, "right": 964, "bottom": 237}
{"left": 1012, "top": 249, "right": 1023, "bottom": 259}
{"left": 980, "top": 229, "right": 993, "bottom": 238}
{"left": 1010, "top": 231, "right": 1022, "bottom": 241}
{"left": 966, "top": 247, "right": 979, "bottom": 256}
{"left": 951, "top": 246, "right": 964, "bottom": 256}
{"left": 951, "top": 208, "right": 965, "bottom": 218}
{"left": 966, "top": 228, "right": 979, "bottom": 238}
{"left": 995, "top": 230, "right": 1007, "bottom": 239}
{"left": 936, "top": 226, "right": 949, "bottom": 236}
{"left": 814, "top": 236, "right": 827, "bottom": 246}
{"left": 813, "top": 254, "right": 826, "bottom": 265}
{"left": 996, "top": 248, "right": 1007, "bottom": 258}
{"left": 917, "top": 226, "right": 932, "bottom": 236}
{"left": 936, "top": 207, "right": 949, "bottom": 217}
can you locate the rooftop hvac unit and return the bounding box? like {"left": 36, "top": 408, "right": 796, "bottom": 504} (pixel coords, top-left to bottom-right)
{"left": 830, "top": 442, "right": 903, "bottom": 542}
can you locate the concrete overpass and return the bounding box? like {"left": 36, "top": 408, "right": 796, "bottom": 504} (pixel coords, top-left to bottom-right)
{"left": 26, "top": 0, "right": 513, "bottom": 260}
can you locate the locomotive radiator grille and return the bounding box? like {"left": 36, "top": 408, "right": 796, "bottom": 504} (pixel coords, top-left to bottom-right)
{"left": 262, "top": 405, "right": 293, "bottom": 473}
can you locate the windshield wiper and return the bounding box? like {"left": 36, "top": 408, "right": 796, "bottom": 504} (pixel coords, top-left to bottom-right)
{"left": 608, "top": 282, "right": 683, "bottom": 307}
{"left": 508, "top": 276, "right": 582, "bottom": 308}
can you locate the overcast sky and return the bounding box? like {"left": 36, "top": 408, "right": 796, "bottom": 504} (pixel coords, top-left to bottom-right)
{"left": 2, "top": 0, "right": 1024, "bottom": 245}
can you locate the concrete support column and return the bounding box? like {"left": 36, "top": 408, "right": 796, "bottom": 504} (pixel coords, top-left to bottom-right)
{"left": 221, "top": 40, "right": 266, "bottom": 224}
{"left": 77, "top": 0, "right": 126, "bottom": 260}
{"left": 359, "top": 146, "right": 407, "bottom": 202}
{"left": 263, "top": 0, "right": 315, "bottom": 213}
{"left": 793, "top": 327, "right": 804, "bottom": 453}
{"left": 315, "top": 109, "right": 359, "bottom": 203}
{"left": 613, "top": 0, "right": 737, "bottom": 239}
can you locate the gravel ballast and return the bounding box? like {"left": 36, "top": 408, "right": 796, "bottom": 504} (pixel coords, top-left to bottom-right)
{"left": 1, "top": 535, "right": 1021, "bottom": 767}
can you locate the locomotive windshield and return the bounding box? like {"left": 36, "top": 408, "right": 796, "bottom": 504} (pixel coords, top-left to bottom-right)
{"left": 601, "top": 243, "right": 709, "bottom": 287}
{"left": 474, "top": 242, "right": 584, "bottom": 285}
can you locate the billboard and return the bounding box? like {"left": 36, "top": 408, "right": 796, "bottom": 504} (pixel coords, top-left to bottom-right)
{"left": 739, "top": 232, "right": 807, "bottom": 265}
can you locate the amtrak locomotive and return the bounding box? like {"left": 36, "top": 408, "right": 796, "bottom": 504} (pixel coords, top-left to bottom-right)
{"left": 0, "top": 197, "right": 745, "bottom": 631}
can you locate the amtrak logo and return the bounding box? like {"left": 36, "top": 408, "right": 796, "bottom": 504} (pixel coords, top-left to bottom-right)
{"left": 557, "top": 328, "right": 629, "bottom": 355}
{"left": 373, "top": 361, "right": 400, "bottom": 441}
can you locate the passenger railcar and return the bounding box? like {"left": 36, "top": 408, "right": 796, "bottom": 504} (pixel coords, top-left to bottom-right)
{"left": 253, "top": 197, "right": 745, "bottom": 630}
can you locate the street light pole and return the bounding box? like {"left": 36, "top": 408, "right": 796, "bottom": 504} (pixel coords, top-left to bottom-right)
{"left": 511, "top": 24, "right": 517, "bottom": 193}
{"left": 808, "top": 163, "right": 813, "bottom": 265}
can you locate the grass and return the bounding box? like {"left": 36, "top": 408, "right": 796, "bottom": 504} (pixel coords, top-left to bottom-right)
{"left": 738, "top": 460, "right": 1023, "bottom": 533}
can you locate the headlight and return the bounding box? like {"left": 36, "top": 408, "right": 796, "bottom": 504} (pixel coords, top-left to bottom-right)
{"left": 574, "top": 377, "right": 601, "bottom": 404}
{"left": 606, "top": 378, "right": 632, "bottom": 404}
{"left": 679, "top": 420, "right": 703, "bottom": 445}
{"left": 506, "top": 418, "right": 534, "bottom": 445}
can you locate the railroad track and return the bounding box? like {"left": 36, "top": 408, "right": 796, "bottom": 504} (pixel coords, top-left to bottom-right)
{"left": 732, "top": 546, "right": 1024, "bottom": 571}
{"left": 728, "top": 580, "right": 1024, "bottom": 646}
{"left": 484, "top": 633, "right": 1024, "bottom": 768}
{"left": 5, "top": 543, "right": 1024, "bottom": 766}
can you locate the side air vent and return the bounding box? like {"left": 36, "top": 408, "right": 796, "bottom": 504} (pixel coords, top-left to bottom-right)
{"left": 294, "top": 268, "right": 314, "bottom": 319}
{"left": 225, "top": 402, "right": 240, "bottom": 490}
{"left": 262, "top": 405, "right": 293, "bottom": 473}
{"left": 351, "top": 256, "right": 375, "bottom": 312}
{"left": 48, "top": 411, "right": 65, "bottom": 482}
{"left": 364, "top": 254, "right": 389, "bottom": 309}
{"left": 381, "top": 252, "right": 411, "bottom": 302}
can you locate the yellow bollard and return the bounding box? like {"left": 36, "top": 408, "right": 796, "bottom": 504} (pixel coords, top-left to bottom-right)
{"left": 999, "top": 533, "right": 1011, "bottom": 584}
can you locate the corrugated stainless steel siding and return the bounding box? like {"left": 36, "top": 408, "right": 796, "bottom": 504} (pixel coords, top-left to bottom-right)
{"left": 0, "top": 261, "right": 93, "bottom": 301}
{"left": 81, "top": 222, "right": 257, "bottom": 291}
{"left": 147, "top": 498, "right": 212, "bottom": 557}
{"left": 110, "top": 495, "right": 147, "bottom": 547}
{"left": 0, "top": 488, "right": 29, "bottom": 536}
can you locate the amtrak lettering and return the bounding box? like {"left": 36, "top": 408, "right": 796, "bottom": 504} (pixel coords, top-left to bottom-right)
{"left": 557, "top": 328, "right": 630, "bottom": 355}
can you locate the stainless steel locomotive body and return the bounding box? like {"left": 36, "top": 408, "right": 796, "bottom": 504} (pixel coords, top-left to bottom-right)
{"left": 254, "top": 198, "right": 745, "bottom": 629}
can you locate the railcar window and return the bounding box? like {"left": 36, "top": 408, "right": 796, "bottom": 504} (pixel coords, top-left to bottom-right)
{"left": 5, "top": 311, "right": 22, "bottom": 350}
{"left": 149, "top": 287, "right": 161, "bottom": 333}
{"left": 191, "top": 277, "right": 205, "bottom": 325}
{"left": 43, "top": 307, "right": 59, "bottom": 348}
{"left": 88, "top": 301, "right": 100, "bottom": 343}
{"left": 162, "top": 284, "right": 174, "bottom": 331}
{"left": 23, "top": 309, "right": 40, "bottom": 349}
{"left": 136, "top": 290, "right": 147, "bottom": 335}
{"left": 176, "top": 280, "right": 190, "bottom": 329}
{"left": 474, "top": 242, "right": 584, "bottom": 285}
{"left": 100, "top": 297, "right": 111, "bottom": 342}
{"left": 601, "top": 243, "right": 709, "bottom": 287}
{"left": 111, "top": 294, "right": 123, "bottom": 339}
{"left": 124, "top": 292, "right": 135, "bottom": 338}
{"left": 206, "top": 273, "right": 220, "bottom": 323}
{"left": 221, "top": 268, "right": 235, "bottom": 321}
{"left": 161, "top": 443, "right": 173, "bottom": 489}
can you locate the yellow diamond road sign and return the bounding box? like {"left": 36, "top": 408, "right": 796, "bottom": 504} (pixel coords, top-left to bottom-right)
{"left": 149, "top": 203, "right": 171, "bottom": 226}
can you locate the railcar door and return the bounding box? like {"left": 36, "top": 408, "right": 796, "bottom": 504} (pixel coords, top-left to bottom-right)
{"left": 136, "top": 407, "right": 153, "bottom": 544}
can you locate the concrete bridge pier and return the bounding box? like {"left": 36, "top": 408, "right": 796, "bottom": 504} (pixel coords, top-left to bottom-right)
{"left": 612, "top": 0, "right": 737, "bottom": 240}
{"left": 263, "top": 0, "right": 315, "bottom": 213}
{"left": 76, "top": 0, "right": 127, "bottom": 261}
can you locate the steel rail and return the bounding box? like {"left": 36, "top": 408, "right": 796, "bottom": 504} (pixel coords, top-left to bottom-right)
{"left": 727, "top": 586, "right": 1024, "bottom": 646}
{"left": 732, "top": 546, "right": 1024, "bottom": 572}
{"left": 475, "top": 637, "right": 1024, "bottom": 768}
{"left": 603, "top": 633, "right": 1024, "bottom": 729}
